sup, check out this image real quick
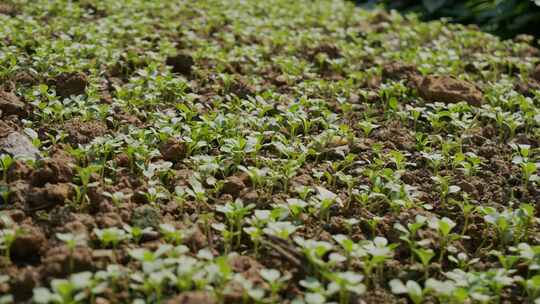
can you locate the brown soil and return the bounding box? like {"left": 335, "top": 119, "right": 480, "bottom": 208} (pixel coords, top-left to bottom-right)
{"left": 165, "top": 291, "right": 217, "bottom": 304}
{"left": 63, "top": 118, "right": 108, "bottom": 145}
{"left": 160, "top": 137, "right": 187, "bottom": 162}
{"left": 0, "top": 90, "right": 26, "bottom": 117}
{"left": 418, "top": 75, "right": 484, "bottom": 106}
{"left": 222, "top": 175, "right": 247, "bottom": 197}
{"left": 166, "top": 52, "right": 195, "bottom": 75}
{"left": 52, "top": 73, "right": 89, "bottom": 98}
{"left": 0, "top": 4, "right": 17, "bottom": 16}
{"left": 533, "top": 64, "right": 540, "bottom": 82}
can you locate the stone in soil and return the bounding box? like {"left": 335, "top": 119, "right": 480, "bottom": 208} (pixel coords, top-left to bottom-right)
{"left": 131, "top": 205, "right": 162, "bottom": 229}
{"left": 0, "top": 132, "right": 41, "bottom": 160}
{"left": 418, "top": 75, "right": 483, "bottom": 106}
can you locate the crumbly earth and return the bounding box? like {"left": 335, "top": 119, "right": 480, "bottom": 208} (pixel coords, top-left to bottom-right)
{"left": 0, "top": 1, "right": 539, "bottom": 303}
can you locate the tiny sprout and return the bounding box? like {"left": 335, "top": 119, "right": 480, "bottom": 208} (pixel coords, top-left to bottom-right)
{"left": 57, "top": 232, "right": 87, "bottom": 272}
{"left": 159, "top": 223, "right": 189, "bottom": 245}
{"left": 260, "top": 268, "right": 291, "bottom": 300}
{"left": 263, "top": 221, "right": 299, "bottom": 239}
{"left": 313, "top": 186, "right": 341, "bottom": 221}
{"left": 358, "top": 120, "right": 379, "bottom": 137}
{"left": 0, "top": 185, "right": 10, "bottom": 205}
{"left": 0, "top": 154, "right": 14, "bottom": 182}
{"left": 412, "top": 247, "right": 435, "bottom": 278}
{"left": 328, "top": 271, "right": 366, "bottom": 304}
{"left": 428, "top": 217, "right": 459, "bottom": 263}
{"left": 103, "top": 191, "right": 131, "bottom": 206}
{"left": 286, "top": 198, "right": 308, "bottom": 218}
{"left": 431, "top": 175, "right": 460, "bottom": 204}
{"left": 389, "top": 279, "right": 425, "bottom": 304}
{"left": 94, "top": 227, "right": 129, "bottom": 248}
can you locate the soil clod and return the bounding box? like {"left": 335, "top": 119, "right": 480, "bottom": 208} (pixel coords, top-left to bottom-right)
{"left": 0, "top": 91, "right": 26, "bottom": 117}
{"left": 165, "top": 291, "right": 217, "bottom": 304}
{"left": 418, "top": 75, "right": 483, "bottom": 106}
{"left": 63, "top": 118, "right": 108, "bottom": 145}
{"left": 166, "top": 52, "right": 194, "bottom": 75}
{"left": 222, "top": 176, "right": 246, "bottom": 197}
{"left": 53, "top": 73, "right": 88, "bottom": 98}
{"left": 160, "top": 137, "right": 187, "bottom": 162}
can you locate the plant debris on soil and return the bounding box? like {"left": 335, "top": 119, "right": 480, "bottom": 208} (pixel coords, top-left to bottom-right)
{"left": 0, "top": 1, "right": 540, "bottom": 303}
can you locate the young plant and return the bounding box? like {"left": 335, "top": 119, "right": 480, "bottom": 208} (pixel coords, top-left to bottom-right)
{"left": 93, "top": 227, "right": 129, "bottom": 249}
{"left": 260, "top": 268, "right": 291, "bottom": 301}
{"left": 431, "top": 175, "right": 460, "bottom": 204}
{"left": 216, "top": 199, "right": 255, "bottom": 249}
{"left": 312, "top": 186, "right": 342, "bottom": 221}
{"left": 263, "top": 221, "right": 299, "bottom": 240}
{"left": 56, "top": 232, "right": 87, "bottom": 272}
{"left": 159, "top": 223, "right": 190, "bottom": 245}
{"left": 0, "top": 185, "right": 10, "bottom": 205}
{"left": 0, "top": 154, "right": 14, "bottom": 183}
{"left": 327, "top": 271, "right": 366, "bottom": 304}
{"left": 389, "top": 279, "right": 426, "bottom": 304}
{"left": 428, "top": 217, "right": 459, "bottom": 263}
{"left": 412, "top": 247, "right": 436, "bottom": 279}
{"left": 357, "top": 237, "right": 396, "bottom": 286}
{"left": 358, "top": 120, "right": 379, "bottom": 137}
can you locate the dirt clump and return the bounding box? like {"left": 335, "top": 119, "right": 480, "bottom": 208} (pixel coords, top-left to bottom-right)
{"left": 160, "top": 137, "right": 187, "bottom": 162}
{"left": 10, "top": 224, "right": 47, "bottom": 262}
{"left": 0, "top": 4, "right": 17, "bottom": 16}
{"left": 0, "top": 91, "right": 26, "bottom": 117}
{"left": 26, "top": 183, "right": 72, "bottom": 211}
{"left": 8, "top": 266, "right": 40, "bottom": 301}
{"left": 515, "top": 80, "right": 540, "bottom": 97}
{"left": 532, "top": 64, "right": 540, "bottom": 82}
{"left": 228, "top": 254, "right": 264, "bottom": 284}
{"left": 31, "top": 151, "right": 74, "bottom": 186}
{"left": 43, "top": 245, "right": 94, "bottom": 277}
{"left": 53, "top": 73, "right": 88, "bottom": 97}
{"left": 418, "top": 75, "right": 483, "bottom": 106}
{"left": 229, "top": 77, "right": 255, "bottom": 98}
{"left": 222, "top": 175, "right": 246, "bottom": 197}
{"left": 166, "top": 52, "right": 194, "bottom": 75}
{"left": 0, "top": 120, "right": 19, "bottom": 138}
{"left": 13, "top": 70, "right": 38, "bottom": 87}
{"left": 382, "top": 61, "right": 420, "bottom": 81}
{"left": 6, "top": 160, "right": 32, "bottom": 182}
{"left": 63, "top": 118, "right": 108, "bottom": 145}
{"left": 307, "top": 43, "right": 341, "bottom": 60}
{"left": 165, "top": 291, "right": 217, "bottom": 304}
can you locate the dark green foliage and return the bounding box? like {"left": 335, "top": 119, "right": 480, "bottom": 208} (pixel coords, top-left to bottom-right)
{"left": 361, "top": 0, "right": 540, "bottom": 39}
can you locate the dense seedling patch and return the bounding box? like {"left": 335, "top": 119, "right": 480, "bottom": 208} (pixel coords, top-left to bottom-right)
{"left": 0, "top": 0, "right": 539, "bottom": 303}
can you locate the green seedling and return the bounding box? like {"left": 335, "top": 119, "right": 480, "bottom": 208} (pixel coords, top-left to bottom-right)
{"left": 0, "top": 155, "right": 14, "bottom": 183}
